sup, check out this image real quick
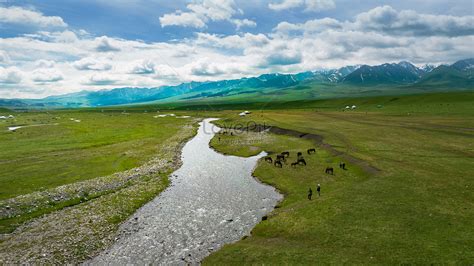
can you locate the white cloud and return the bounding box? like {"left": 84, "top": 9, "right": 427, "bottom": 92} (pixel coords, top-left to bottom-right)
{"left": 0, "top": 6, "right": 67, "bottom": 28}
{"left": 269, "top": 0, "right": 302, "bottom": 11}
{"left": 0, "top": 66, "right": 23, "bottom": 84}
{"left": 95, "top": 36, "right": 121, "bottom": 52}
{"left": 274, "top": 18, "right": 343, "bottom": 35}
{"left": 304, "top": 0, "right": 336, "bottom": 12}
{"left": 35, "top": 59, "right": 56, "bottom": 68}
{"left": 0, "top": 51, "right": 11, "bottom": 64}
{"left": 354, "top": 5, "right": 474, "bottom": 36}
{"left": 31, "top": 69, "right": 64, "bottom": 82}
{"left": 189, "top": 59, "right": 226, "bottom": 76}
{"left": 159, "top": 0, "right": 252, "bottom": 29}
{"left": 130, "top": 60, "right": 155, "bottom": 74}
{"left": 232, "top": 19, "right": 257, "bottom": 29}
{"left": 159, "top": 11, "right": 207, "bottom": 28}
{"left": 73, "top": 57, "right": 113, "bottom": 71}
{"left": 83, "top": 74, "right": 119, "bottom": 85}
{"left": 269, "top": 0, "right": 335, "bottom": 12}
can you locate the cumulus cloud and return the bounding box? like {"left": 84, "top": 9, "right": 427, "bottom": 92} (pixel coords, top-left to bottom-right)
{"left": 35, "top": 59, "right": 55, "bottom": 68}
{"left": 195, "top": 32, "right": 270, "bottom": 51}
{"left": 95, "top": 36, "right": 121, "bottom": 52}
{"left": 274, "top": 5, "right": 474, "bottom": 37}
{"left": 189, "top": 59, "right": 226, "bottom": 76}
{"left": 159, "top": 11, "right": 207, "bottom": 28}
{"left": 0, "top": 66, "right": 23, "bottom": 84}
{"left": 31, "top": 69, "right": 64, "bottom": 82}
{"left": 83, "top": 74, "right": 118, "bottom": 85}
{"left": 130, "top": 60, "right": 155, "bottom": 74}
{"left": 232, "top": 19, "right": 257, "bottom": 29}
{"left": 159, "top": 0, "right": 252, "bottom": 29}
{"left": 269, "top": 0, "right": 335, "bottom": 12}
{"left": 274, "top": 18, "right": 343, "bottom": 35}
{"left": 354, "top": 5, "right": 474, "bottom": 37}
{"left": 0, "top": 6, "right": 67, "bottom": 28}
{"left": 0, "top": 51, "right": 10, "bottom": 64}
{"left": 73, "top": 57, "right": 113, "bottom": 71}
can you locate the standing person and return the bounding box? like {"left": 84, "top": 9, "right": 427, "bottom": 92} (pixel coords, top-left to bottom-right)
{"left": 317, "top": 184, "right": 321, "bottom": 197}
{"left": 308, "top": 188, "right": 313, "bottom": 200}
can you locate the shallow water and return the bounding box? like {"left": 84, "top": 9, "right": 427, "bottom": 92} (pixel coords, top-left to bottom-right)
{"left": 89, "top": 118, "right": 282, "bottom": 265}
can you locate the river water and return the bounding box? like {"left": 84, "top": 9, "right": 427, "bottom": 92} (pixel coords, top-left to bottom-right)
{"left": 90, "top": 118, "right": 282, "bottom": 265}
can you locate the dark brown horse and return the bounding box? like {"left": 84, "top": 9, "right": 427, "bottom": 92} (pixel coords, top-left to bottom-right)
{"left": 281, "top": 151, "right": 290, "bottom": 158}
{"left": 265, "top": 156, "right": 273, "bottom": 163}
{"left": 325, "top": 167, "right": 334, "bottom": 175}
{"left": 307, "top": 148, "right": 316, "bottom": 154}
{"left": 339, "top": 162, "right": 346, "bottom": 169}
{"left": 274, "top": 160, "right": 283, "bottom": 168}
{"left": 291, "top": 161, "right": 298, "bottom": 167}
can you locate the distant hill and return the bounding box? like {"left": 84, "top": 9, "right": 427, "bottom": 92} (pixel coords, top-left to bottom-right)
{"left": 0, "top": 107, "right": 11, "bottom": 112}
{"left": 415, "top": 64, "right": 473, "bottom": 87}
{"left": 1, "top": 58, "right": 472, "bottom": 109}
{"left": 342, "top": 62, "right": 424, "bottom": 85}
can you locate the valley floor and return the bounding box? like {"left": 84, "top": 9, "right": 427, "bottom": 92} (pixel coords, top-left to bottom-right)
{"left": 0, "top": 91, "right": 473, "bottom": 264}
{"left": 204, "top": 97, "right": 474, "bottom": 264}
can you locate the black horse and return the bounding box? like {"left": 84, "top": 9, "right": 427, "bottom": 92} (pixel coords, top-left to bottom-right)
{"left": 307, "top": 148, "right": 316, "bottom": 154}
{"left": 325, "top": 167, "right": 334, "bottom": 175}
{"left": 265, "top": 156, "right": 273, "bottom": 163}
{"left": 297, "top": 152, "right": 303, "bottom": 157}
{"left": 297, "top": 158, "right": 307, "bottom": 166}
{"left": 281, "top": 151, "right": 290, "bottom": 158}
{"left": 291, "top": 161, "right": 299, "bottom": 167}
{"left": 274, "top": 160, "right": 283, "bottom": 168}
{"left": 276, "top": 154, "right": 286, "bottom": 162}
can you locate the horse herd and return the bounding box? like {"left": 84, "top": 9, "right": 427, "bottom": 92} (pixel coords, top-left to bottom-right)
{"left": 264, "top": 148, "right": 346, "bottom": 174}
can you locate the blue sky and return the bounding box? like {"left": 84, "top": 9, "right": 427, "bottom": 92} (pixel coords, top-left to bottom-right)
{"left": 0, "top": 0, "right": 473, "bottom": 98}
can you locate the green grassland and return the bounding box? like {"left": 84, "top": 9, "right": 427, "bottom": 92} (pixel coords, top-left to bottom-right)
{"left": 0, "top": 110, "right": 193, "bottom": 199}
{"left": 204, "top": 92, "right": 474, "bottom": 264}
{"left": 1, "top": 91, "right": 473, "bottom": 263}
{"left": 144, "top": 81, "right": 473, "bottom": 109}
{"left": 0, "top": 109, "right": 199, "bottom": 263}
{"left": 139, "top": 91, "right": 474, "bottom": 115}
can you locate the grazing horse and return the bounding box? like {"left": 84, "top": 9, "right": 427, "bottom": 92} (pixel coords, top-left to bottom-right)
{"left": 274, "top": 160, "right": 283, "bottom": 168}
{"left": 297, "top": 158, "right": 307, "bottom": 166}
{"left": 325, "top": 167, "right": 334, "bottom": 175}
{"left": 339, "top": 162, "right": 346, "bottom": 169}
{"left": 276, "top": 154, "right": 286, "bottom": 162}
{"left": 291, "top": 161, "right": 299, "bottom": 167}
{"left": 265, "top": 156, "right": 273, "bottom": 163}
{"left": 281, "top": 151, "right": 290, "bottom": 158}
{"left": 307, "top": 148, "right": 316, "bottom": 154}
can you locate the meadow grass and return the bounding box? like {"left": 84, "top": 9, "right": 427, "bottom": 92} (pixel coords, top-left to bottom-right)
{"left": 0, "top": 110, "right": 198, "bottom": 263}
{"left": 204, "top": 92, "right": 474, "bottom": 264}
{"left": 0, "top": 110, "right": 193, "bottom": 199}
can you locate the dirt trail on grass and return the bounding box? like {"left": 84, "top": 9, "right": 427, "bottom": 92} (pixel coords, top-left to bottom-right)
{"left": 250, "top": 124, "right": 381, "bottom": 175}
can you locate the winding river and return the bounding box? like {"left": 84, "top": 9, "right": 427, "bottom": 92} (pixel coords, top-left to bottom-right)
{"left": 90, "top": 118, "right": 282, "bottom": 265}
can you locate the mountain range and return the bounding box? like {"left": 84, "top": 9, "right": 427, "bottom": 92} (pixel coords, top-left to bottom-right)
{"left": 1, "top": 58, "right": 473, "bottom": 109}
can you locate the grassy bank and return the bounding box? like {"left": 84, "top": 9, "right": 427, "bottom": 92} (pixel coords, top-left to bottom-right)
{"left": 204, "top": 93, "right": 474, "bottom": 264}
{"left": 0, "top": 110, "right": 195, "bottom": 199}
{"left": 0, "top": 110, "right": 199, "bottom": 263}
